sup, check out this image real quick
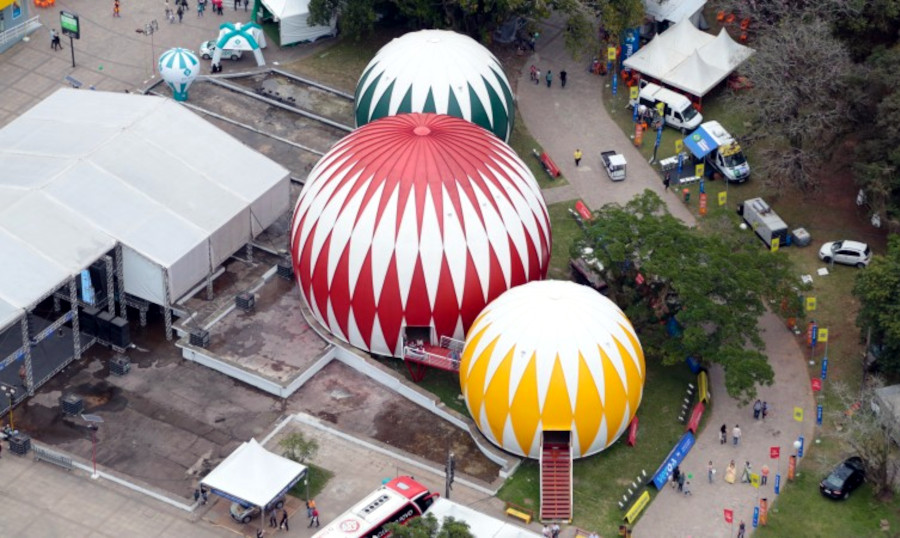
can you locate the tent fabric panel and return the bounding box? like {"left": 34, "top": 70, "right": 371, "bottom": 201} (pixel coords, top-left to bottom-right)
{"left": 0, "top": 229, "right": 70, "bottom": 308}
{"left": 122, "top": 246, "right": 167, "bottom": 305}
{"left": 167, "top": 240, "right": 212, "bottom": 302}
{"left": 0, "top": 153, "right": 75, "bottom": 191}
{"left": 249, "top": 178, "right": 290, "bottom": 236}
{"left": 259, "top": 0, "right": 335, "bottom": 46}
{"left": 0, "top": 193, "right": 117, "bottom": 274}
{"left": 643, "top": 0, "right": 706, "bottom": 24}
{"left": 0, "top": 298, "right": 22, "bottom": 334}
{"left": 208, "top": 207, "right": 252, "bottom": 269}
{"left": 201, "top": 439, "right": 307, "bottom": 508}
{"left": 664, "top": 50, "right": 727, "bottom": 96}
{"left": 0, "top": 118, "right": 120, "bottom": 160}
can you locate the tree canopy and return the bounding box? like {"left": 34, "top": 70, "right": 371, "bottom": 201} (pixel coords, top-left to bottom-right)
{"left": 853, "top": 235, "right": 900, "bottom": 374}
{"left": 575, "top": 191, "right": 794, "bottom": 400}
{"left": 384, "top": 514, "right": 474, "bottom": 538}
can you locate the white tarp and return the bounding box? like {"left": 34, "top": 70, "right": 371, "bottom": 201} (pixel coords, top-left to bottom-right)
{"left": 0, "top": 89, "right": 290, "bottom": 330}
{"left": 644, "top": 0, "right": 706, "bottom": 25}
{"left": 201, "top": 438, "right": 307, "bottom": 508}
{"left": 258, "top": 0, "right": 335, "bottom": 46}
{"left": 623, "top": 20, "right": 754, "bottom": 97}
{"left": 426, "top": 498, "right": 541, "bottom": 538}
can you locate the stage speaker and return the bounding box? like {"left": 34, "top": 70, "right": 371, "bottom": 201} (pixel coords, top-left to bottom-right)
{"left": 108, "top": 317, "right": 131, "bottom": 348}
{"left": 190, "top": 329, "right": 210, "bottom": 348}
{"left": 96, "top": 311, "right": 114, "bottom": 343}
{"left": 80, "top": 306, "right": 100, "bottom": 337}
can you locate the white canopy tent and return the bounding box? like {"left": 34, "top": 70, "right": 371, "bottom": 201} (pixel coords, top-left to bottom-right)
{"left": 258, "top": 0, "right": 335, "bottom": 46}
{"left": 201, "top": 438, "right": 307, "bottom": 508}
{"left": 0, "top": 89, "right": 290, "bottom": 333}
{"left": 623, "top": 19, "right": 754, "bottom": 97}
{"left": 426, "top": 498, "right": 541, "bottom": 537}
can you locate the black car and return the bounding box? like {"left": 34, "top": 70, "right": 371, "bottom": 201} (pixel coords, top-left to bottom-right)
{"left": 819, "top": 456, "right": 866, "bottom": 499}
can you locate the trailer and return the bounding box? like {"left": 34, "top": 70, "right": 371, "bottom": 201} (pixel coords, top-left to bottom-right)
{"left": 601, "top": 150, "right": 627, "bottom": 181}
{"left": 739, "top": 198, "right": 788, "bottom": 248}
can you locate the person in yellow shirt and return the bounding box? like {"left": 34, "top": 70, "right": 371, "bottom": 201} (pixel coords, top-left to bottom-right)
{"left": 574, "top": 148, "right": 583, "bottom": 167}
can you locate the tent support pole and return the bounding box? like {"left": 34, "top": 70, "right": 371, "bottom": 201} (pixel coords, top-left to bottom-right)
{"left": 20, "top": 316, "right": 35, "bottom": 397}
{"left": 53, "top": 296, "right": 61, "bottom": 313}
{"left": 163, "top": 270, "right": 173, "bottom": 341}
{"left": 206, "top": 243, "right": 215, "bottom": 301}
{"left": 69, "top": 279, "right": 82, "bottom": 360}
{"left": 115, "top": 244, "right": 127, "bottom": 321}
{"left": 245, "top": 243, "right": 254, "bottom": 264}
{"left": 104, "top": 255, "right": 115, "bottom": 316}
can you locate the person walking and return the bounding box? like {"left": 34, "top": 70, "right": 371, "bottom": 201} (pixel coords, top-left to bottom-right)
{"left": 677, "top": 470, "right": 686, "bottom": 492}
{"left": 193, "top": 489, "right": 200, "bottom": 504}
{"left": 725, "top": 460, "right": 737, "bottom": 484}
{"left": 720, "top": 424, "right": 727, "bottom": 444}
{"left": 753, "top": 399, "right": 762, "bottom": 420}
{"left": 663, "top": 172, "right": 671, "bottom": 190}
{"left": 256, "top": 529, "right": 264, "bottom": 538}
{"left": 671, "top": 465, "right": 681, "bottom": 489}
{"left": 177, "top": 5, "right": 184, "bottom": 21}
{"left": 551, "top": 523, "right": 560, "bottom": 538}
{"left": 534, "top": 69, "right": 541, "bottom": 85}
{"left": 560, "top": 69, "right": 567, "bottom": 88}
{"left": 741, "top": 461, "right": 752, "bottom": 483}
{"left": 683, "top": 480, "right": 692, "bottom": 496}
{"left": 50, "top": 29, "right": 57, "bottom": 50}
{"left": 233, "top": 0, "right": 238, "bottom": 9}
{"left": 113, "top": 0, "right": 121, "bottom": 17}
{"left": 761, "top": 464, "right": 770, "bottom": 486}
{"left": 707, "top": 461, "right": 715, "bottom": 483}
{"left": 243, "top": 0, "right": 248, "bottom": 10}
{"left": 200, "top": 486, "right": 208, "bottom": 505}
{"left": 545, "top": 70, "right": 552, "bottom": 88}
{"left": 269, "top": 509, "right": 278, "bottom": 528}
{"left": 530, "top": 65, "right": 537, "bottom": 82}
{"left": 574, "top": 148, "right": 583, "bottom": 167}
{"left": 280, "top": 508, "right": 290, "bottom": 531}
{"left": 310, "top": 508, "right": 320, "bottom": 528}
{"left": 732, "top": 424, "right": 742, "bottom": 446}
{"left": 197, "top": 1, "right": 204, "bottom": 16}
{"left": 762, "top": 401, "right": 769, "bottom": 420}
{"left": 737, "top": 521, "right": 746, "bottom": 538}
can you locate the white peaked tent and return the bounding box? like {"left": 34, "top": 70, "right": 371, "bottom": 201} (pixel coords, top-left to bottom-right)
{"left": 201, "top": 439, "right": 307, "bottom": 509}
{"left": 0, "top": 89, "right": 290, "bottom": 332}
{"left": 258, "top": 0, "right": 335, "bottom": 46}
{"left": 623, "top": 19, "right": 754, "bottom": 97}
{"left": 643, "top": 0, "right": 707, "bottom": 26}
{"left": 214, "top": 22, "right": 267, "bottom": 66}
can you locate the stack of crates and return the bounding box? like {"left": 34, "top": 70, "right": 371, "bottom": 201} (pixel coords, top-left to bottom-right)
{"left": 60, "top": 393, "right": 84, "bottom": 416}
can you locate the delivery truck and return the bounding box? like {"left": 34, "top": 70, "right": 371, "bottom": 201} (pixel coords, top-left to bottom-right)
{"left": 684, "top": 121, "right": 750, "bottom": 183}
{"left": 630, "top": 81, "right": 702, "bottom": 132}
{"left": 739, "top": 198, "right": 788, "bottom": 248}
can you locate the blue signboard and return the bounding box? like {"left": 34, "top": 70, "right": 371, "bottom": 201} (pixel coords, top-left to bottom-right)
{"left": 683, "top": 126, "right": 718, "bottom": 159}
{"left": 677, "top": 152, "right": 684, "bottom": 174}
{"left": 80, "top": 269, "right": 96, "bottom": 305}
{"left": 817, "top": 405, "right": 823, "bottom": 425}
{"left": 797, "top": 435, "right": 805, "bottom": 458}
{"left": 753, "top": 507, "right": 759, "bottom": 528}
{"left": 612, "top": 73, "right": 618, "bottom": 96}
{"left": 633, "top": 103, "right": 639, "bottom": 123}
{"left": 821, "top": 357, "right": 828, "bottom": 380}
{"left": 650, "top": 432, "right": 695, "bottom": 489}
{"left": 699, "top": 178, "right": 705, "bottom": 194}
{"left": 774, "top": 474, "right": 781, "bottom": 494}
{"left": 811, "top": 324, "right": 818, "bottom": 347}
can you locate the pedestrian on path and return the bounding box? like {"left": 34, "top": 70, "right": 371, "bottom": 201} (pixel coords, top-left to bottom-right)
{"left": 707, "top": 461, "right": 715, "bottom": 483}
{"left": 664, "top": 172, "right": 671, "bottom": 190}
{"left": 193, "top": 489, "right": 200, "bottom": 504}
{"left": 280, "top": 508, "right": 290, "bottom": 530}
{"left": 725, "top": 460, "right": 736, "bottom": 484}
{"left": 530, "top": 65, "right": 537, "bottom": 83}
{"left": 177, "top": 5, "right": 184, "bottom": 21}
{"left": 671, "top": 465, "right": 681, "bottom": 489}
{"left": 761, "top": 464, "right": 769, "bottom": 485}
{"left": 256, "top": 529, "right": 264, "bottom": 538}
{"left": 269, "top": 509, "right": 278, "bottom": 528}
{"left": 683, "top": 481, "right": 692, "bottom": 496}
{"left": 560, "top": 69, "right": 567, "bottom": 88}
{"left": 545, "top": 70, "right": 552, "bottom": 88}
{"left": 113, "top": 0, "right": 121, "bottom": 17}
{"left": 574, "top": 148, "right": 582, "bottom": 166}
{"left": 753, "top": 399, "right": 761, "bottom": 420}
{"left": 309, "top": 508, "right": 319, "bottom": 528}
{"left": 50, "top": 29, "right": 57, "bottom": 50}
{"left": 551, "top": 523, "right": 560, "bottom": 537}
{"left": 762, "top": 401, "right": 769, "bottom": 420}
{"left": 720, "top": 423, "right": 727, "bottom": 444}
{"left": 534, "top": 69, "right": 541, "bottom": 85}
{"left": 677, "top": 471, "right": 685, "bottom": 492}
{"left": 234, "top": 0, "right": 239, "bottom": 9}
{"left": 741, "top": 461, "right": 752, "bottom": 483}
{"left": 732, "top": 424, "right": 741, "bottom": 446}
{"left": 200, "top": 486, "right": 208, "bottom": 505}
{"left": 542, "top": 525, "right": 551, "bottom": 537}
{"left": 737, "top": 521, "right": 746, "bottom": 538}
{"left": 243, "top": 0, "right": 248, "bottom": 10}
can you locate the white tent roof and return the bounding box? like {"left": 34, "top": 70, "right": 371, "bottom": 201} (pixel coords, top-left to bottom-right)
{"left": 259, "top": 0, "right": 335, "bottom": 46}
{"left": 426, "top": 498, "right": 541, "bottom": 537}
{"left": 201, "top": 439, "right": 307, "bottom": 508}
{"left": 643, "top": 0, "right": 706, "bottom": 24}
{"left": 0, "top": 89, "right": 290, "bottom": 331}
{"left": 623, "top": 20, "right": 754, "bottom": 97}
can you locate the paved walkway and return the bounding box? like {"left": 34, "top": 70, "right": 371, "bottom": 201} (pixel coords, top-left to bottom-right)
{"left": 517, "top": 18, "right": 817, "bottom": 538}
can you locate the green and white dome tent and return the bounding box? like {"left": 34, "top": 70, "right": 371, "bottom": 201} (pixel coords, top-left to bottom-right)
{"left": 354, "top": 30, "right": 515, "bottom": 142}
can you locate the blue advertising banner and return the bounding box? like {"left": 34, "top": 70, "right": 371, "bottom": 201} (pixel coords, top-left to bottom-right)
{"left": 633, "top": 103, "right": 639, "bottom": 123}
{"left": 797, "top": 435, "right": 805, "bottom": 458}
{"left": 753, "top": 507, "right": 759, "bottom": 528}
{"left": 677, "top": 152, "right": 684, "bottom": 174}
{"left": 817, "top": 405, "right": 823, "bottom": 425}
{"left": 650, "top": 432, "right": 695, "bottom": 489}
{"left": 774, "top": 474, "right": 781, "bottom": 494}
{"left": 612, "top": 73, "right": 618, "bottom": 96}
{"left": 80, "top": 269, "right": 96, "bottom": 305}
{"left": 821, "top": 358, "right": 828, "bottom": 380}
{"left": 683, "top": 125, "right": 718, "bottom": 159}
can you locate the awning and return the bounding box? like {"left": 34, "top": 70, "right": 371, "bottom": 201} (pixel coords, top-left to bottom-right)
{"left": 683, "top": 125, "right": 718, "bottom": 158}
{"left": 201, "top": 439, "right": 307, "bottom": 508}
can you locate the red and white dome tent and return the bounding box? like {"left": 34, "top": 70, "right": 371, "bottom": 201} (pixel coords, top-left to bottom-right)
{"left": 290, "top": 113, "right": 551, "bottom": 359}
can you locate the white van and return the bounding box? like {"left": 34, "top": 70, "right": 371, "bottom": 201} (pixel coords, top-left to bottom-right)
{"left": 631, "top": 81, "right": 702, "bottom": 132}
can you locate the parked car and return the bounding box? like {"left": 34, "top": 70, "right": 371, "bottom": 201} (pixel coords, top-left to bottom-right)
{"left": 230, "top": 497, "right": 285, "bottom": 524}
{"left": 818, "top": 240, "right": 872, "bottom": 268}
{"left": 819, "top": 456, "right": 865, "bottom": 499}
{"left": 200, "top": 40, "right": 242, "bottom": 61}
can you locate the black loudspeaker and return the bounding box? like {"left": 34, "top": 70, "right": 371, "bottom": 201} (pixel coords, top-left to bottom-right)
{"left": 108, "top": 317, "right": 131, "bottom": 348}
{"left": 190, "top": 329, "right": 210, "bottom": 348}
{"left": 80, "top": 306, "right": 99, "bottom": 337}
{"left": 96, "top": 311, "right": 113, "bottom": 343}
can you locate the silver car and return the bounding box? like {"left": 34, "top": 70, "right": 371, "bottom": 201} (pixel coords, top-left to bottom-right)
{"left": 229, "top": 497, "right": 285, "bottom": 524}
{"left": 200, "top": 40, "right": 242, "bottom": 61}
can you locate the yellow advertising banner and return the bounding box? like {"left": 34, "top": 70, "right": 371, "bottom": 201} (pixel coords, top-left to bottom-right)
{"left": 607, "top": 46, "right": 617, "bottom": 61}
{"left": 624, "top": 491, "right": 650, "bottom": 523}
{"left": 675, "top": 139, "right": 683, "bottom": 153}
{"left": 818, "top": 328, "right": 828, "bottom": 342}
{"left": 718, "top": 191, "right": 727, "bottom": 206}
{"left": 630, "top": 86, "right": 639, "bottom": 100}
{"left": 793, "top": 407, "right": 804, "bottom": 422}
{"left": 771, "top": 237, "right": 780, "bottom": 252}
{"left": 750, "top": 473, "right": 761, "bottom": 489}
{"left": 698, "top": 370, "right": 710, "bottom": 403}
{"left": 694, "top": 163, "right": 704, "bottom": 177}
{"left": 806, "top": 297, "right": 817, "bottom": 311}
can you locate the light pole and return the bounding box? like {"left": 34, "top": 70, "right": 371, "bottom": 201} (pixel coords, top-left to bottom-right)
{"left": 137, "top": 20, "right": 159, "bottom": 75}
{"left": 1, "top": 385, "right": 15, "bottom": 430}
{"left": 82, "top": 413, "right": 104, "bottom": 479}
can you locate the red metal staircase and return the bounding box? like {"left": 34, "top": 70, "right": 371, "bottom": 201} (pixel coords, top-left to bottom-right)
{"left": 540, "top": 431, "right": 573, "bottom": 522}
{"left": 402, "top": 335, "right": 464, "bottom": 381}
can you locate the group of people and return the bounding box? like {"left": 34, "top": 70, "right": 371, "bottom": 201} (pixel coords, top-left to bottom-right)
{"left": 670, "top": 465, "right": 692, "bottom": 496}
{"left": 752, "top": 399, "right": 769, "bottom": 420}
{"left": 529, "top": 65, "right": 567, "bottom": 88}
{"left": 541, "top": 523, "right": 561, "bottom": 537}
{"left": 49, "top": 29, "right": 62, "bottom": 51}
{"left": 719, "top": 423, "right": 742, "bottom": 445}
{"left": 266, "top": 507, "right": 291, "bottom": 530}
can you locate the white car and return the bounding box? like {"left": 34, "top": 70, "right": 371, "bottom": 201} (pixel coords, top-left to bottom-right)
{"left": 818, "top": 240, "right": 872, "bottom": 268}
{"left": 200, "top": 40, "right": 242, "bottom": 61}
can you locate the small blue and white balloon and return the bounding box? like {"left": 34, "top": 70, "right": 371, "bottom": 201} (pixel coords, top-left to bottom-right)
{"left": 159, "top": 48, "right": 200, "bottom": 102}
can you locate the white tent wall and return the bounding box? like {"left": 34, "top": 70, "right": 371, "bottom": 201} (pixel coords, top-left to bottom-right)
{"left": 0, "top": 299, "right": 20, "bottom": 334}
{"left": 259, "top": 0, "right": 335, "bottom": 46}
{"left": 122, "top": 245, "right": 168, "bottom": 306}
{"left": 249, "top": 179, "right": 291, "bottom": 236}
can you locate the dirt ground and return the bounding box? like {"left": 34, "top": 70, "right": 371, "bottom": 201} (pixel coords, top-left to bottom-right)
{"left": 288, "top": 360, "right": 501, "bottom": 483}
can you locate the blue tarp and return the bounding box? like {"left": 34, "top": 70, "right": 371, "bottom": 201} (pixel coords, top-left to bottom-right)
{"left": 683, "top": 125, "right": 718, "bottom": 159}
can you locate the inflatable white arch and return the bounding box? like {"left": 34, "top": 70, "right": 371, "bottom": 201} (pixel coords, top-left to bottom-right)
{"left": 212, "top": 22, "right": 267, "bottom": 67}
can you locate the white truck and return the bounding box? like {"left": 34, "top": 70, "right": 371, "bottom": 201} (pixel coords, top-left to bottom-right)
{"left": 601, "top": 150, "right": 626, "bottom": 181}
{"left": 739, "top": 198, "right": 788, "bottom": 248}
{"left": 686, "top": 121, "right": 751, "bottom": 183}
{"left": 630, "top": 81, "right": 702, "bottom": 132}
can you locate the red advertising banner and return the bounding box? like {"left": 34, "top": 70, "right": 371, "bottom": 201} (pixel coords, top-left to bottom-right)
{"left": 574, "top": 200, "right": 593, "bottom": 221}
{"left": 811, "top": 378, "right": 822, "bottom": 392}
{"left": 686, "top": 401, "right": 705, "bottom": 433}
{"left": 724, "top": 509, "right": 734, "bottom": 524}
{"left": 770, "top": 446, "right": 780, "bottom": 459}
{"left": 626, "top": 416, "right": 639, "bottom": 446}
{"left": 699, "top": 193, "right": 708, "bottom": 216}
{"left": 635, "top": 273, "right": 645, "bottom": 286}
{"left": 634, "top": 122, "right": 644, "bottom": 146}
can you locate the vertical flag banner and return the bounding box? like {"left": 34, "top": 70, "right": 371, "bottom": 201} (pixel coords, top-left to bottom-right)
{"left": 675, "top": 139, "right": 683, "bottom": 153}
{"left": 769, "top": 446, "right": 780, "bottom": 459}
{"left": 724, "top": 509, "right": 734, "bottom": 524}
{"left": 753, "top": 507, "right": 760, "bottom": 528}
{"left": 817, "top": 404, "right": 823, "bottom": 425}
{"left": 811, "top": 378, "right": 822, "bottom": 391}
{"left": 793, "top": 407, "right": 804, "bottom": 422}
{"left": 806, "top": 297, "right": 817, "bottom": 311}
{"left": 818, "top": 328, "right": 828, "bottom": 342}
{"left": 695, "top": 163, "right": 705, "bottom": 177}
{"left": 774, "top": 474, "right": 781, "bottom": 494}
{"left": 607, "top": 46, "right": 617, "bottom": 61}
{"left": 771, "top": 237, "right": 780, "bottom": 252}
{"left": 750, "top": 473, "right": 760, "bottom": 489}
{"left": 630, "top": 86, "right": 639, "bottom": 100}
{"left": 718, "top": 191, "right": 727, "bottom": 206}
{"left": 821, "top": 357, "right": 828, "bottom": 380}
{"left": 798, "top": 436, "right": 805, "bottom": 458}
{"left": 699, "top": 193, "right": 708, "bottom": 216}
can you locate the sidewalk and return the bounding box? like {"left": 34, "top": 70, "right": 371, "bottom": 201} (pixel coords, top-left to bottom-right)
{"left": 516, "top": 18, "right": 816, "bottom": 537}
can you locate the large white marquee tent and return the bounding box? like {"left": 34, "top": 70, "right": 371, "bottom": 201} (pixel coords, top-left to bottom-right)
{"left": 623, "top": 19, "right": 754, "bottom": 97}
{"left": 258, "top": 0, "right": 335, "bottom": 46}
{"left": 0, "top": 88, "right": 290, "bottom": 334}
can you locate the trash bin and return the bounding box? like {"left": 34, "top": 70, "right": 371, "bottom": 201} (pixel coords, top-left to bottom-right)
{"left": 682, "top": 188, "right": 691, "bottom": 203}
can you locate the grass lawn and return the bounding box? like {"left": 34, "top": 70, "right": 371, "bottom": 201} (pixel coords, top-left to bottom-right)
{"left": 507, "top": 109, "right": 569, "bottom": 190}
{"left": 287, "top": 463, "right": 334, "bottom": 501}
{"left": 546, "top": 201, "right": 584, "bottom": 279}
{"left": 497, "top": 359, "right": 700, "bottom": 534}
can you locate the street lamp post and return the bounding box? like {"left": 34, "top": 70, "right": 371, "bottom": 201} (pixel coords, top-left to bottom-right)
{"left": 1, "top": 385, "right": 15, "bottom": 430}
{"left": 137, "top": 20, "right": 159, "bottom": 75}
{"left": 82, "top": 414, "right": 104, "bottom": 479}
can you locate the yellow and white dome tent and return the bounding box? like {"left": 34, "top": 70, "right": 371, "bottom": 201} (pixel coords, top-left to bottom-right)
{"left": 459, "top": 280, "right": 646, "bottom": 459}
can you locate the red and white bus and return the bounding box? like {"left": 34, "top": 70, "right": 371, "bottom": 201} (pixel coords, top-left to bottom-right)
{"left": 312, "top": 476, "right": 438, "bottom": 538}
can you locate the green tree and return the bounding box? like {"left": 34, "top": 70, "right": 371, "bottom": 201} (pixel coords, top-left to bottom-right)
{"left": 385, "top": 514, "right": 474, "bottom": 538}
{"left": 308, "top": 0, "right": 381, "bottom": 40}
{"left": 279, "top": 432, "right": 319, "bottom": 463}
{"left": 853, "top": 235, "right": 900, "bottom": 374}
{"left": 576, "top": 191, "right": 793, "bottom": 400}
